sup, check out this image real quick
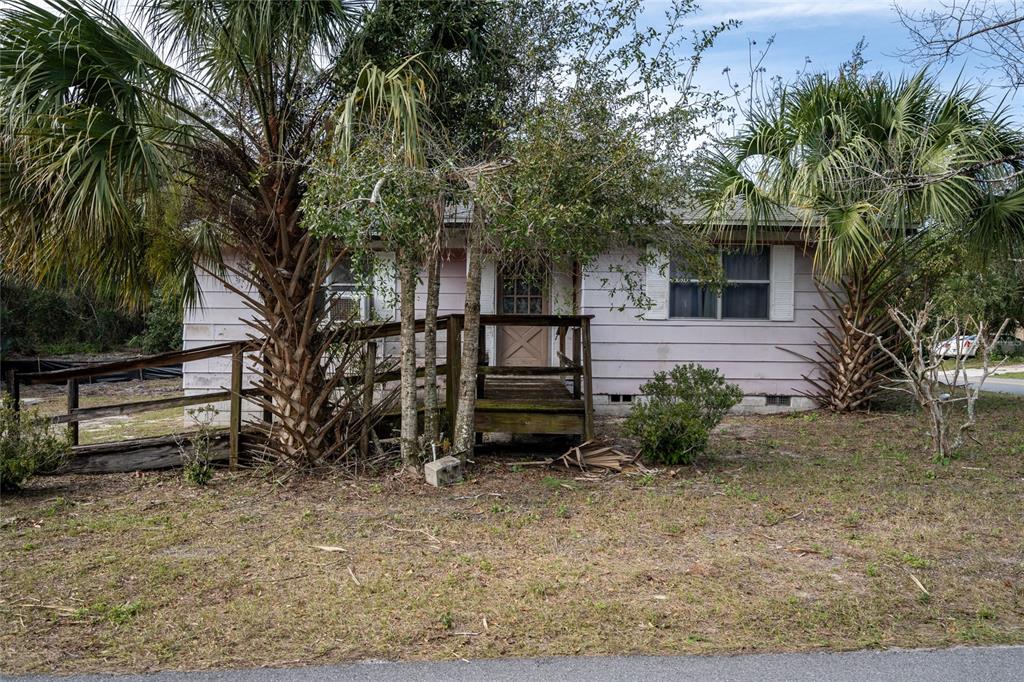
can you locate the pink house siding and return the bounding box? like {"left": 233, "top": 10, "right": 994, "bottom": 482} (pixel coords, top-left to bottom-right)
{"left": 582, "top": 247, "right": 826, "bottom": 411}
{"left": 184, "top": 242, "right": 832, "bottom": 418}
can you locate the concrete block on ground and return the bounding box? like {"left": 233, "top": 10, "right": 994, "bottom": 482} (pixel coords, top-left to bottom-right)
{"left": 424, "top": 456, "right": 463, "bottom": 487}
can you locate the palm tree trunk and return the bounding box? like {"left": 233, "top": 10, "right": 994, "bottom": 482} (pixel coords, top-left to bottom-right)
{"left": 422, "top": 242, "right": 442, "bottom": 443}
{"left": 453, "top": 208, "right": 483, "bottom": 458}
{"left": 236, "top": 230, "right": 360, "bottom": 467}
{"left": 813, "top": 271, "right": 897, "bottom": 411}
{"left": 398, "top": 250, "right": 420, "bottom": 466}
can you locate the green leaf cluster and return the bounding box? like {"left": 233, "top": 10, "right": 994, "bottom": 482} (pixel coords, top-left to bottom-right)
{"left": 1, "top": 396, "right": 71, "bottom": 492}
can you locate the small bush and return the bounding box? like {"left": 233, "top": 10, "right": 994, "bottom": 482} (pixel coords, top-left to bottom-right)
{"left": 1, "top": 396, "right": 72, "bottom": 492}
{"left": 625, "top": 364, "right": 742, "bottom": 465}
{"left": 179, "top": 406, "right": 217, "bottom": 486}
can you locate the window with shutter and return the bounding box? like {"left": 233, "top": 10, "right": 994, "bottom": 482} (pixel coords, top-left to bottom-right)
{"left": 668, "top": 248, "right": 771, "bottom": 320}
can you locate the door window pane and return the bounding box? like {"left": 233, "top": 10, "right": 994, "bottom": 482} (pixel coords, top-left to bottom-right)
{"left": 500, "top": 266, "right": 544, "bottom": 316}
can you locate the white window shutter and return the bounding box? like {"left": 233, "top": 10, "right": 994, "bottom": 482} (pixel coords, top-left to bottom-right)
{"left": 371, "top": 252, "right": 396, "bottom": 321}
{"left": 645, "top": 246, "right": 669, "bottom": 320}
{"left": 770, "top": 245, "right": 795, "bottom": 321}
{"left": 479, "top": 259, "right": 496, "bottom": 315}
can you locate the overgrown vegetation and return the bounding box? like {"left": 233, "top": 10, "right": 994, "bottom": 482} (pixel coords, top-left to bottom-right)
{"left": 0, "top": 278, "right": 143, "bottom": 356}
{"left": 0, "top": 278, "right": 182, "bottom": 357}
{"left": 0, "top": 395, "right": 70, "bottom": 492}
{"left": 867, "top": 306, "right": 1010, "bottom": 461}
{"left": 134, "top": 288, "right": 183, "bottom": 354}
{"left": 178, "top": 407, "right": 217, "bottom": 487}
{"left": 625, "top": 364, "right": 742, "bottom": 465}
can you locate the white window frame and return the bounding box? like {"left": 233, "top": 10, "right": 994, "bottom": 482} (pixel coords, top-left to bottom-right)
{"left": 324, "top": 261, "right": 368, "bottom": 323}
{"left": 669, "top": 248, "right": 772, "bottom": 321}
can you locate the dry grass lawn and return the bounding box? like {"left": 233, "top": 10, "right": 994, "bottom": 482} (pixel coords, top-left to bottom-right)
{"left": 2, "top": 395, "right": 1023, "bottom": 674}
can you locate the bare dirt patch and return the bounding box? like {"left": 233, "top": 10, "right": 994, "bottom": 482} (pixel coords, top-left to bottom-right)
{"left": 2, "top": 395, "right": 1023, "bottom": 674}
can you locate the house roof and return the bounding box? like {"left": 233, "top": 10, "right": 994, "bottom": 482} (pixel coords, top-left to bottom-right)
{"left": 445, "top": 199, "right": 813, "bottom": 229}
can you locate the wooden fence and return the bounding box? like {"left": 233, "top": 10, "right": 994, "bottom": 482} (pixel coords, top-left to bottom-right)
{"left": 6, "top": 341, "right": 255, "bottom": 471}
{"left": 3, "top": 313, "right": 595, "bottom": 472}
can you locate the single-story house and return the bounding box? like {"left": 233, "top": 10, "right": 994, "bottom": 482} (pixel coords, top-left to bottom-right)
{"left": 183, "top": 215, "right": 831, "bottom": 420}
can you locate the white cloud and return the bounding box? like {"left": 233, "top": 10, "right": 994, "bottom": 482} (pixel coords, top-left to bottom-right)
{"left": 690, "top": 0, "right": 933, "bottom": 26}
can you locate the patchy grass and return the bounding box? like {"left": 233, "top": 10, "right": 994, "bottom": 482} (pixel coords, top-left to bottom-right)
{"left": 2, "top": 395, "right": 1023, "bottom": 674}
{"left": 996, "top": 371, "right": 1024, "bottom": 380}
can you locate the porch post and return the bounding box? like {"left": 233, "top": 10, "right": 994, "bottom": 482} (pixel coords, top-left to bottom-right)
{"left": 572, "top": 323, "right": 582, "bottom": 400}
{"left": 445, "top": 315, "right": 463, "bottom": 442}
{"left": 360, "top": 341, "right": 377, "bottom": 461}
{"left": 581, "top": 317, "right": 595, "bottom": 441}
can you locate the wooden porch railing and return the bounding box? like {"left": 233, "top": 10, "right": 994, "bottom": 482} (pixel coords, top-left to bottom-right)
{"left": 3, "top": 313, "right": 596, "bottom": 472}
{"left": 355, "top": 313, "right": 595, "bottom": 440}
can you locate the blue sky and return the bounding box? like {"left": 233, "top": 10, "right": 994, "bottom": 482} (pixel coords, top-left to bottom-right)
{"left": 649, "top": 0, "right": 1022, "bottom": 121}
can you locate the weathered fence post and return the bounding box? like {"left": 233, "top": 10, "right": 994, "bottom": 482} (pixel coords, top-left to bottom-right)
{"left": 67, "top": 378, "right": 79, "bottom": 445}
{"left": 229, "top": 343, "right": 243, "bottom": 470}
{"left": 581, "top": 317, "right": 595, "bottom": 441}
{"left": 360, "top": 341, "right": 377, "bottom": 461}
{"left": 5, "top": 369, "right": 19, "bottom": 412}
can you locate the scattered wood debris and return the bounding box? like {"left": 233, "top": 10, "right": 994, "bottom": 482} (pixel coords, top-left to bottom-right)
{"left": 558, "top": 439, "right": 640, "bottom": 473}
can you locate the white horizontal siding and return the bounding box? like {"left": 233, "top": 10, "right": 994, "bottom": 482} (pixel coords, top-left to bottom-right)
{"left": 183, "top": 256, "right": 261, "bottom": 424}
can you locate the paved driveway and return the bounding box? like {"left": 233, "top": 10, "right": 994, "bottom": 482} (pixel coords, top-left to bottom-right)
{"left": 8, "top": 646, "right": 1024, "bottom": 682}
{"left": 978, "top": 376, "right": 1024, "bottom": 396}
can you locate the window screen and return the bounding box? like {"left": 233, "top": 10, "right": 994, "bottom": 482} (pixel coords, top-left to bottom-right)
{"left": 323, "top": 258, "right": 364, "bottom": 323}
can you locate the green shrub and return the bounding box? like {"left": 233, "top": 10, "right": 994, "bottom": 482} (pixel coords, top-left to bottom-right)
{"left": 137, "top": 288, "right": 183, "bottom": 354}
{"left": 625, "top": 364, "right": 742, "bottom": 465}
{"left": 0, "top": 277, "right": 144, "bottom": 356}
{"left": 1, "top": 396, "right": 72, "bottom": 492}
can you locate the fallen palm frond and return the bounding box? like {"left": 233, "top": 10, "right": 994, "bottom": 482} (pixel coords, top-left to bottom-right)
{"left": 558, "top": 439, "right": 638, "bottom": 473}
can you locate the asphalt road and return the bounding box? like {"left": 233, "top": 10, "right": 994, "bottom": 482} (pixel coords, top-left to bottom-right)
{"left": 977, "top": 376, "right": 1024, "bottom": 396}
{"left": 7, "top": 647, "right": 1024, "bottom": 682}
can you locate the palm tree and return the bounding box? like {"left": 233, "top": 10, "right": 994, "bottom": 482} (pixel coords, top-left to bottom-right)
{"left": 697, "top": 70, "right": 1024, "bottom": 410}
{"left": 0, "top": 0, "right": 426, "bottom": 465}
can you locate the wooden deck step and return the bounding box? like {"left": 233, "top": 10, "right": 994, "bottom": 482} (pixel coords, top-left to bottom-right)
{"left": 475, "top": 376, "right": 583, "bottom": 434}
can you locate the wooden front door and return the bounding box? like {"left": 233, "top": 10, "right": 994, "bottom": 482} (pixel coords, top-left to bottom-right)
{"left": 497, "top": 266, "right": 549, "bottom": 367}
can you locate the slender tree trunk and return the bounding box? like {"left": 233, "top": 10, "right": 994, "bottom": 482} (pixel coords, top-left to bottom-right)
{"left": 453, "top": 208, "right": 483, "bottom": 458}
{"left": 422, "top": 240, "right": 442, "bottom": 444}
{"left": 398, "top": 250, "right": 419, "bottom": 466}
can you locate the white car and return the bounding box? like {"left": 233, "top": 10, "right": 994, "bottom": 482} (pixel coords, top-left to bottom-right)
{"left": 933, "top": 335, "right": 979, "bottom": 358}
